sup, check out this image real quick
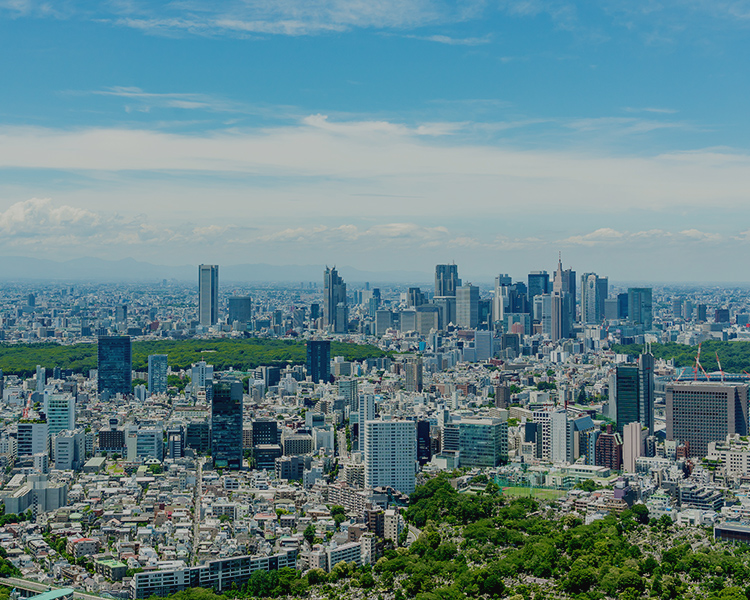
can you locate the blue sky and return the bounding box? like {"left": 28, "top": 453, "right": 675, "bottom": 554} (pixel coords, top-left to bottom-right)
{"left": 1, "top": 0, "right": 750, "bottom": 282}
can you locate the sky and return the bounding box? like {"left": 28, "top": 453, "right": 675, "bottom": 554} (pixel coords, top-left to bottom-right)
{"left": 1, "top": 0, "right": 750, "bottom": 282}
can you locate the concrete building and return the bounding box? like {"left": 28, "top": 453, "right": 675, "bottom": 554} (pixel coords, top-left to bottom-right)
{"left": 364, "top": 419, "right": 416, "bottom": 495}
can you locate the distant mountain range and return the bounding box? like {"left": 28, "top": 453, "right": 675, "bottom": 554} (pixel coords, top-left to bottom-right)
{"left": 0, "top": 256, "right": 432, "bottom": 285}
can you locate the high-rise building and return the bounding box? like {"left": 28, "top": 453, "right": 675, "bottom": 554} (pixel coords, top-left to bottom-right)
{"left": 458, "top": 418, "right": 508, "bottom": 468}
{"left": 667, "top": 382, "right": 749, "bottom": 457}
{"left": 404, "top": 356, "right": 423, "bottom": 393}
{"left": 492, "top": 274, "right": 513, "bottom": 324}
{"left": 581, "top": 273, "right": 608, "bottom": 324}
{"left": 338, "top": 378, "right": 359, "bottom": 412}
{"left": 358, "top": 394, "right": 376, "bottom": 455}
{"left": 527, "top": 271, "right": 550, "bottom": 304}
{"left": 211, "top": 378, "right": 244, "bottom": 469}
{"left": 44, "top": 392, "right": 75, "bottom": 437}
{"left": 148, "top": 354, "right": 168, "bottom": 395}
{"left": 550, "top": 410, "right": 569, "bottom": 464}
{"left": 17, "top": 420, "right": 49, "bottom": 458}
{"left": 306, "top": 340, "right": 331, "bottom": 384}
{"left": 615, "top": 352, "right": 655, "bottom": 435}
{"left": 407, "top": 287, "right": 425, "bottom": 307}
{"left": 198, "top": 264, "right": 219, "bottom": 326}
{"left": 364, "top": 419, "right": 416, "bottom": 494}
{"left": 435, "top": 264, "right": 460, "bottom": 298}
{"left": 35, "top": 365, "right": 46, "bottom": 392}
{"left": 98, "top": 336, "right": 132, "bottom": 396}
{"left": 541, "top": 293, "right": 570, "bottom": 341}
{"left": 323, "top": 267, "right": 347, "bottom": 333}
{"left": 628, "top": 287, "right": 653, "bottom": 329}
{"left": 55, "top": 429, "right": 85, "bottom": 471}
{"left": 416, "top": 420, "right": 432, "bottom": 465}
{"left": 456, "top": 284, "right": 479, "bottom": 329}
{"left": 115, "top": 304, "right": 128, "bottom": 323}
{"left": 595, "top": 424, "right": 623, "bottom": 470}
{"left": 622, "top": 422, "right": 642, "bottom": 473}
{"left": 227, "top": 296, "right": 252, "bottom": 324}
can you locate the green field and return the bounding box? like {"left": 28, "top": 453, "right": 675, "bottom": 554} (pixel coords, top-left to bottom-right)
{"left": 0, "top": 338, "right": 388, "bottom": 376}
{"left": 500, "top": 486, "right": 566, "bottom": 500}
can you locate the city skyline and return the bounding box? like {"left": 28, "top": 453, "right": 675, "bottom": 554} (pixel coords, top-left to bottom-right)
{"left": 0, "top": 3, "right": 750, "bottom": 281}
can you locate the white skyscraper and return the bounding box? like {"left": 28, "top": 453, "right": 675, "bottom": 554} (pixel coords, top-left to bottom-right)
{"left": 198, "top": 264, "right": 219, "bottom": 326}
{"left": 44, "top": 392, "right": 75, "bottom": 437}
{"left": 55, "top": 429, "right": 86, "bottom": 471}
{"left": 623, "top": 421, "right": 643, "bottom": 473}
{"left": 35, "top": 365, "right": 46, "bottom": 392}
{"left": 550, "top": 410, "right": 569, "bottom": 464}
{"left": 364, "top": 418, "right": 416, "bottom": 495}
{"left": 358, "top": 394, "right": 376, "bottom": 455}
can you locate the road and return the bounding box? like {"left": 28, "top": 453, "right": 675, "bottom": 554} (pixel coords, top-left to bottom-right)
{"left": 406, "top": 524, "right": 422, "bottom": 546}
{"left": 0, "top": 577, "right": 111, "bottom": 600}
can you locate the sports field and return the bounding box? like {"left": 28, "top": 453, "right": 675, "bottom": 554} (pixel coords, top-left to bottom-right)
{"left": 500, "top": 486, "right": 566, "bottom": 500}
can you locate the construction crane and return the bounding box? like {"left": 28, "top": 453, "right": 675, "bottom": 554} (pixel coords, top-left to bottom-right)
{"left": 21, "top": 393, "right": 32, "bottom": 419}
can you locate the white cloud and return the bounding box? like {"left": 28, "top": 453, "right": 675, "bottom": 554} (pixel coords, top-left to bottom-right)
{"left": 403, "top": 33, "right": 492, "bottom": 45}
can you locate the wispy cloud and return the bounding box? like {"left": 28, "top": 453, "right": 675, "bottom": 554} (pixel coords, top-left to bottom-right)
{"left": 403, "top": 33, "right": 492, "bottom": 45}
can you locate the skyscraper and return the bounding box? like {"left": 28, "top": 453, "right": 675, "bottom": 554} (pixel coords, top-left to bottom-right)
{"left": 227, "top": 296, "right": 252, "bottom": 324}
{"left": 148, "top": 354, "right": 168, "bottom": 395}
{"left": 404, "top": 356, "right": 423, "bottom": 392}
{"left": 527, "top": 271, "right": 550, "bottom": 304}
{"left": 615, "top": 352, "right": 655, "bottom": 435}
{"left": 44, "top": 392, "right": 75, "bottom": 437}
{"left": 628, "top": 287, "right": 653, "bottom": 329}
{"left": 435, "top": 264, "right": 460, "bottom": 297}
{"left": 456, "top": 284, "right": 479, "bottom": 328}
{"left": 581, "top": 273, "right": 608, "bottom": 324}
{"left": 323, "top": 267, "right": 347, "bottom": 333}
{"left": 552, "top": 256, "right": 575, "bottom": 332}
{"left": 364, "top": 419, "right": 416, "bottom": 494}
{"left": 98, "top": 336, "right": 132, "bottom": 396}
{"left": 211, "top": 377, "right": 244, "bottom": 469}
{"left": 667, "top": 382, "right": 749, "bottom": 457}
{"left": 306, "top": 340, "right": 331, "bottom": 383}
{"left": 198, "top": 264, "right": 219, "bottom": 326}
{"left": 358, "top": 394, "right": 376, "bottom": 456}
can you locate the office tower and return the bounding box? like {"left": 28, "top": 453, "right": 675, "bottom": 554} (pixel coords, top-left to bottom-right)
{"left": 581, "top": 273, "right": 608, "bottom": 324}
{"left": 604, "top": 298, "right": 619, "bottom": 320}
{"left": 399, "top": 310, "right": 417, "bottom": 333}
{"left": 627, "top": 287, "right": 653, "bottom": 329}
{"left": 435, "top": 264, "right": 460, "bottom": 297}
{"left": 683, "top": 300, "right": 693, "bottom": 321}
{"left": 306, "top": 340, "right": 331, "bottom": 383}
{"left": 228, "top": 296, "right": 252, "bottom": 324}
{"left": 671, "top": 298, "right": 683, "bottom": 319}
{"left": 55, "top": 429, "right": 85, "bottom": 471}
{"left": 492, "top": 274, "right": 513, "bottom": 324}
{"left": 622, "top": 422, "right": 642, "bottom": 473}
{"left": 191, "top": 361, "right": 214, "bottom": 398}
{"left": 456, "top": 284, "right": 479, "bottom": 328}
{"left": 358, "top": 394, "right": 376, "bottom": 455}
{"left": 615, "top": 352, "right": 655, "bottom": 435}
{"left": 35, "top": 365, "right": 45, "bottom": 392}
{"left": 433, "top": 296, "right": 456, "bottom": 328}
{"left": 115, "top": 304, "right": 128, "bottom": 323}
{"left": 27, "top": 293, "right": 35, "bottom": 307}
{"left": 416, "top": 420, "right": 432, "bottom": 465}
{"left": 550, "top": 410, "right": 569, "bottom": 464}
{"left": 595, "top": 424, "right": 623, "bottom": 470}
{"left": 338, "top": 378, "right": 358, "bottom": 412}
{"left": 416, "top": 305, "right": 440, "bottom": 335}
{"left": 407, "top": 287, "right": 425, "bottom": 307}
{"left": 148, "top": 354, "right": 168, "bottom": 395}
{"left": 323, "top": 266, "right": 347, "bottom": 333}
{"left": 364, "top": 419, "right": 416, "bottom": 494}
{"left": 715, "top": 308, "right": 731, "bottom": 323}
{"left": 667, "top": 382, "right": 749, "bottom": 457}
{"left": 617, "top": 293, "right": 629, "bottom": 319}
{"left": 404, "top": 356, "right": 423, "bottom": 392}
{"left": 474, "top": 330, "right": 493, "bottom": 361}
{"left": 552, "top": 257, "right": 575, "bottom": 331}
{"left": 135, "top": 428, "right": 164, "bottom": 461}
{"left": 541, "top": 293, "right": 569, "bottom": 341}
{"left": 44, "top": 393, "right": 75, "bottom": 437}
{"left": 310, "top": 303, "right": 320, "bottom": 321}
{"left": 198, "top": 264, "right": 219, "bottom": 326}
{"left": 17, "top": 420, "right": 49, "bottom": 458}
{"left": 211, "top": 378, "right": 244, "bottom": 469}
{"left": 97, "top": 336, "right": 132, "bottom": 396}
{"left": 527, "top": 271, "right": 549, "bottom": 303}
{"left": 458, "top": 418, "right": 508, "bottom": 468}
{"left": 697, "top": 304, "right": 707, "bottom": 322}
{"left": 167, "top": 427, "right": 184, "bottom": 459}
{"left": 252, "top": 419, "right": 278, "bottom": 447}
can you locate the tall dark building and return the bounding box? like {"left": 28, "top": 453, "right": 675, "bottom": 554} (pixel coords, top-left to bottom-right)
{"left": 416, "top": 420, "right": 431, "bottom": 465}
{"left": 98, "top": 336, "right": 132, "bottom": 396}
{"left": 306, "top": 340, "right": 331, "bottom": 383}
{"left": 617, "top": 293, "right": 629, "bottom": 319}
{"left": 252, "top": 419, "right": 279, "bottom": 447}
{"left": 435, "top": 264, "right": 460, "bottom": 297}
{"left": 323, "top": 267, "right": 347, "bottom": 333}
{"left": 615, "top": 352, "right": 655, "bottom": 435}
{"left": 198, "top": 264, "right": 219, "bottom": 326}
{"left": 228, "top": 296, "right": 252, "bottom": 324}
{"left": 628, "top": 287, "right": 653, "bottom": 329}
{"left": 527, "top": 271, "right": 550, "bottom": 303}
{"left": 310, "top": 303, "right": 320, "bottom": 321}
{"left": 211, "top": 378, "right": 243, "bottom": 469}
